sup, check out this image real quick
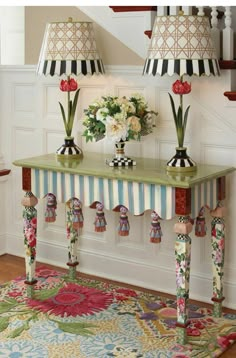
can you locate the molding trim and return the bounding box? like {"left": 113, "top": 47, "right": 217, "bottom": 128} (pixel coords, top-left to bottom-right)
{"left": 0, "top": 65, "right": 36, "bottom": 73}
{"left": 0, "top": 64, "right": 146, "bottom": 76}
{"left": 0, "top": 233, "right": 6, "bottom": 255}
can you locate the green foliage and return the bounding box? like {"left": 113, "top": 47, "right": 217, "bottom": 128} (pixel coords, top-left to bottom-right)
{"left": 33, "top": 286, "right": 61, "bottom": 301}
{"left": 53, "top": 320, "right": 97, "bottom": 336}
{"left": 7, "top": 321, "right": 30, "bottom": 338}
{"left": 59, "top": 88, "right": 80, "bottom": 137}
{"left": 0, "top": 299, "right": 18, "bottom": 314}
{"left": 168, "top": 93, "right": 190, "bottom": 148}
{"left": 0, "top": 316, "right": 10, "bottom": 332}
{"left": 82, "top": 94, "right": 157, "bottom": 143}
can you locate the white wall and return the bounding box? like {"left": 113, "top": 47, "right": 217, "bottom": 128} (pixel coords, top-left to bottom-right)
{"left": 1, "top": 65, "right": 236, "bottom": 309}
{"left": 0, "top": 7, "right": 24, "bottom": 65}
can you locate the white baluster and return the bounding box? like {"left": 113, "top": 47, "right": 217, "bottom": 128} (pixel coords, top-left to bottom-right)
{"left": 157, "top": 6, "right": 167, "bottom": 16}
{"left": 223, "top": 6, "right": 233, "bottom": 60}
{"left": 211, "top": 7, "right": 220, "bottom": 59}
{"left": 197, "top": 6, "right": 204, "bottom": 16}
{"left": 182, "top": 6, "right": 192, "bottom": 15}
{"left": 169, "top": 6, "right": 179, "bottom": 15}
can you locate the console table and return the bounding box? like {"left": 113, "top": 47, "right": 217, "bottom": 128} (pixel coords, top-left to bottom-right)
{"left": 13, "top": 152, "right": 235, "bottom": 344}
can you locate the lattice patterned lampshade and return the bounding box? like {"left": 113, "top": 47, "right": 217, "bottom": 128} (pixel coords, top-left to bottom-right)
{"left": 37, "top": 19, "right": 105, "bottom": 76}
{"left": 143, "top": 15, "right": 220, "bottom": 77}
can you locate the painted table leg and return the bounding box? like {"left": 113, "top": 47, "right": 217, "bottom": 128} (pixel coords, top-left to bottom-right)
{"left": 66, "top": 198, "right": 84, "bottom": 279}
{"left": 211, "top": 204, "right": 225, "bottom": 317}
{"left": 22, "top": 191, "right": 38, "bottom": 298}
{"left": 174, "top": 215, "right": 193, "bottom": 344}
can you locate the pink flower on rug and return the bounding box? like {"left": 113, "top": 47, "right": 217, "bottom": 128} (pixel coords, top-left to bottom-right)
{"left": 27, "top": 283, "right": 113, "bottom": 317}
{"left": 8, "top": 290, "right": 22, "bottom": 298}
{"left": 217, "top": 332, "right": 236, "bottom": 350}
{"left": 217, "top": 336, "right": 231, "bottom": 350}
{"left": 112, "top": 288, "right": 137, "bottom": 301}
{"left": 187, "top": 327, "right": 201, "bottom": 336}
{"left": 192, "top": 321, "right": 205, "bottom": 330}
{"left": 36, "top": 267, "right": 60, "bottom": 278}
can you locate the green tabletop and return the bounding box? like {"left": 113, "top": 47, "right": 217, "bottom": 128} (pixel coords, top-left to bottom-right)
{"left": 13, "top": 152, "right": 235, "bottom": 188}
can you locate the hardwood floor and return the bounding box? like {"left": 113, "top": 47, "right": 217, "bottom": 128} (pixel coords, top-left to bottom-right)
{"left": 0, "top": 254, "right": 235, "bottom": 357}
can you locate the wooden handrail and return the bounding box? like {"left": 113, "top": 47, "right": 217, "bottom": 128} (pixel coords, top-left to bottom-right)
{"left": 0, "top": 169, "right": 11, "bottom": 177}
{"left": 110, "top": 6, "right": 157, "bottom": 12}
{"left": 224, "top": 92, "right": 236, "bottom": 101}
{"left": 144, "top": 30, "right": 152, "bottom": 39}
{"left": 219, "top": 60, "right": 236, "bottom": 70}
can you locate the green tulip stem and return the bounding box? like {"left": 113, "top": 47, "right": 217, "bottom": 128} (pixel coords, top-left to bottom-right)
{"left": 179, "top": 75, "right": 184, "bottom": 147}
{"left": 67, "top": 75, "right": 71, "bottom": 137}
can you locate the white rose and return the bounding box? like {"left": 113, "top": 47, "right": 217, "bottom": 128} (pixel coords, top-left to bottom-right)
{"left": 96, "top": 107, "right": 109, "bottom": 123}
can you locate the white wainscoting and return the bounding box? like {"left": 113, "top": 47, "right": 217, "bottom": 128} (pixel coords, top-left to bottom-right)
{"left": 1, "top": 65, "right": 236, "bottom": 308}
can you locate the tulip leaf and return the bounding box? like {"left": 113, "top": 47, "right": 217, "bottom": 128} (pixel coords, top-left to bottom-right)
{"left": 59, "top": 102, "right": 67, "bottom": 133}
{"left": 183, "top": 105, "right": 190, "bottom": 134}
{"left": 67, "top": 88, "right": 80, "bottom": 137}
{"left": 168, "top": 93, "right": 177, "bottom": 126}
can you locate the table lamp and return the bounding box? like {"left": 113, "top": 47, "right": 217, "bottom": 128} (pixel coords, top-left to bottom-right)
{"left": 143, "top": 12, "right": 220, "bottom": 172}
{"left": 37, "top": 18, "right": 105, "bottom": 158}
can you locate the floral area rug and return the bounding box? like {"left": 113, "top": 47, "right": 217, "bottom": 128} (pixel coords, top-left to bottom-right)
{"left": 0, "top": 266, "right": 236, "bottom": 357}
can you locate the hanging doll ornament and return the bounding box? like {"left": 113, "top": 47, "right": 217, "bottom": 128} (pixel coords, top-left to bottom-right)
{"left": 44, "top": 193, "right": 57, "bottom": 223}
{"left": 149, "top": 211, "right": 162, "bottom": 243}
{"left": 118, "top": 206, "right": 130, "bottom": 236}
{"left": 94, "top": 202, "right": 107, "bottom": 232}
{"left": 69, "top": 198, "right": 84, "bottom": 230}
{"left": 195, "top": 206, "right": 207, "bottom": 237}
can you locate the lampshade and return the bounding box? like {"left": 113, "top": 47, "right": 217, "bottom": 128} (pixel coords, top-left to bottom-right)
{"left": 143, "top": 14, "right": 220, "bottom": 77}
{"left": 37, "top": 19, "right": 105, "bottom": 76}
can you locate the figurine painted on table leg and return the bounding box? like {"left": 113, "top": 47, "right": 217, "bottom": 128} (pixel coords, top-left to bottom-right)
{"left": 44, "top": 193, "right": 57, "bottom": 223}
{"left": 118, "top": 206, "right": 130, "bottom": 236}
{"left": 150, "top": 211, "right": 162, "bottom": 243}
{"left": 94, "top": 202, "right": 107, "bottom": 232}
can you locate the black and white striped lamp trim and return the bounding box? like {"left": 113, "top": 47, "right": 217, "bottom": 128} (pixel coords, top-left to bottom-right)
{"left": 143, "top": 58, "right": 220, "bottom": 77}
{"left": 37, "top": 59, "right": 105, "bottom": 76}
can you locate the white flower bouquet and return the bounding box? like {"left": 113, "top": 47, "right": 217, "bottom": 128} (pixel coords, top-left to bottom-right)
{"left": 82, "top": 94, "right": 157, "bottom": 143}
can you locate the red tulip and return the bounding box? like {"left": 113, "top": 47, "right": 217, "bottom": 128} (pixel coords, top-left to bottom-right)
{"left": 172, "top": 80, "right": 191, "bottom": 95}
{"left": 60, "top": 78, "right": 78, "bottom": 92}
{"left": 60, "top": 80, "right": 69, "bottom": 92}
{"left": 68, "top": 78, "right": 78, "bottom": 91}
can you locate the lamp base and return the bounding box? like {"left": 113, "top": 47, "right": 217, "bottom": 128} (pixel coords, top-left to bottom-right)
{"left": 56, "top": 137, "right": 83, "bottom": 159}
{"left": 166, "top": 147, "right": 197, "bottom": 172}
